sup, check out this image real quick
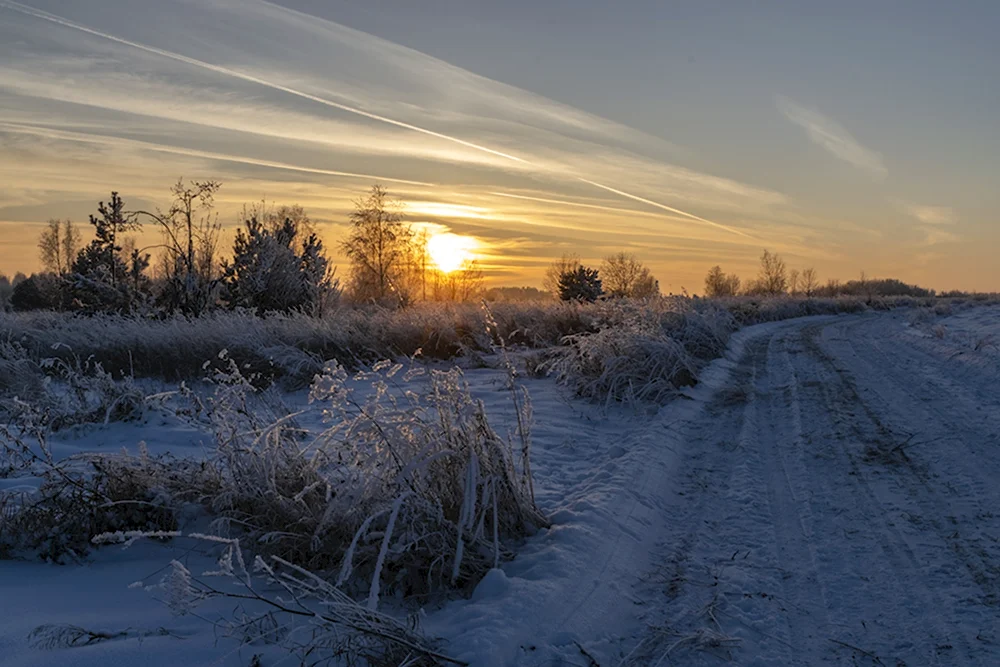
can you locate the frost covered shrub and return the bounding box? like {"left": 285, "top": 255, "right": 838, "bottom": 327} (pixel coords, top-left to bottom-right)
{"left": 186, "top": 358, "right": 546, "bottom": 596}
{"left": 0, "top": 421, "right": 179, "bottom": 562}
{"left": 545, "top": 299, "right": 731, "bottom": 405}
{"left": 0, "top": 340, "right": 146, "bottom": 428}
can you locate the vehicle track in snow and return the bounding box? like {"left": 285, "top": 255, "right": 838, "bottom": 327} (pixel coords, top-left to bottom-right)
{"left": 629, "top": 314, "right": 1000, "bottom": 666}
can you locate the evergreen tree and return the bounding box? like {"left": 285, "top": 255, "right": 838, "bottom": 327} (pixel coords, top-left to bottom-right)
{"left": 558, "top": 266, "right": 603, "bottom": 302}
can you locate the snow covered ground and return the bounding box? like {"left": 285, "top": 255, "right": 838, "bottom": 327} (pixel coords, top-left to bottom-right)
{"left": 3, "top": 306, "right": 1000, "bottom": 666}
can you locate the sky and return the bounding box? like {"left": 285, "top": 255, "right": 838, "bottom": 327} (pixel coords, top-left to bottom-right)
{"left": 1, "top": 0, "right": 998, "bottom": 292}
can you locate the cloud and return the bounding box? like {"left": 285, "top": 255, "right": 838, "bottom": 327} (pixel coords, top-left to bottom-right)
{"left": 921, "top": 227, "right": 960, "bottom": 246}
{"left": 776, "top": 95, "right": 887, "bottom": 179}
{"left": 891, "top": 200, "right": 960, "bottom": 246}
{"left": 904, "top": 204, "right": 957, "bottom": 226}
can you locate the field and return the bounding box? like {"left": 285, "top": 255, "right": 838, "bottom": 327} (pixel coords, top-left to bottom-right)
{"left": 2, "top": 297, "right": 999, "bottom": 666}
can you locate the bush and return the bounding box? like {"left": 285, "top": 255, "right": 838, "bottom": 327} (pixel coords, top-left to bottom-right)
{"left": 2, "top": 353, "right": 546, "bottom": 603}
{"left": 1, "top": 421, "right": 178, "bottom": 562}
{"left": 545, "top": 299, "right": 736, "bottom": 405}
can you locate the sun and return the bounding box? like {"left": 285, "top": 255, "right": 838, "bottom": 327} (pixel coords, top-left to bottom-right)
{"left": 427, "top": 233, "right": 477, "bottom": 273}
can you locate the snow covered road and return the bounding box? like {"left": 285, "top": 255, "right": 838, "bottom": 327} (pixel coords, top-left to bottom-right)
{"left": 442, "top": 309, "right": 1000, "bottom": 666}
{"left": 637, "top": 312, "right": 1000, "bottom": 666}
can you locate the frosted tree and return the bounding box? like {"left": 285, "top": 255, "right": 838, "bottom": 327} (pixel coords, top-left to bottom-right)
{"left": 704, "top": 265, "right": 741, "bottom": 297}
{"left": 600, "top": 251, "right": 659, "bottom": 298}
{"left": 221, "top": 216, "right": 335, "bottom": 314}
{"left": 341, "top": 185, "right": 413, "bottom": 304}
{"left": 37, "top": 219, "right": 78, "bottom": 276}
{"left": 800, "top": 267, "right": 819, "bottom": 297}
{"left": 755, "top": 249, "right": 788, "bottom": 295}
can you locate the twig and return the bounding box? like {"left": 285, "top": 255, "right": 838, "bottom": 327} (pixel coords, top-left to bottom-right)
{"left": 828, "top": 638, "right": 885, "bottom": 665}
{"left": 575, "top": 640, "right": 603, "bottom": 667}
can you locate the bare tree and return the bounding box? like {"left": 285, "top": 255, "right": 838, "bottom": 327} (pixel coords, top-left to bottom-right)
{"left": 789, "top": 269, "right": 800, "bottom": 295}
{"left": 37, "top": 219, "right": 78, "bottom": 275}
{"left": 341, "top": 185, "right": 413, "bottom": 303}
{"left": 136, "top": 180, "right": 222, "bottom": 314}
{"left": 756, "top": 249, "right": 788, "bottom": 295}
{"left": 600, "top": 251, "right": 659, "bottom": 298}
{"left": 704, "top": 265, "right": 741, "bottom": 297}
{"left": 800, "top": 267, "right": 819, "bottom": 297}
{"left": 434, "top": 259, "right": 485, "bottom": 302}
{"left": 405, "top": 228, "right": 431, "bottom": 302}
{"left": 543, "top": 253, "right": 581, "bottom": 296}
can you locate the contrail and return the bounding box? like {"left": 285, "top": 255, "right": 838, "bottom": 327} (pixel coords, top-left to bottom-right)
{"left": 0, "top": 121, "right": 435, "bottom": 186}
{"left": 1, "top": 0, "right": 751, "bottom": 240}
{"left": 493, "top": 191, "right": 680, "bottom": 218}
{"left": 578, "top": 179, "right": 753, "bottom": 238}
{"left": 0, "top": 0, "right": 527, "bottom": 165}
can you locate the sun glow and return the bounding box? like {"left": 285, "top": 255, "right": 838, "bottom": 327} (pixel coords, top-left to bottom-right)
{"left": 427, "top": 233, "right": 478, "bottom": 273}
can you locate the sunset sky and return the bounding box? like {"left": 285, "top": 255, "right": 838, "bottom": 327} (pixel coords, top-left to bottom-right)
{"left": 1, "top": 0, "right": 998, "bottom": 292}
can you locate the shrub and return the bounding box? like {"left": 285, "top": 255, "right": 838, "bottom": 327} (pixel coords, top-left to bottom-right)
{"left": 0, "top": 420, "right": 178, "bottom": 562}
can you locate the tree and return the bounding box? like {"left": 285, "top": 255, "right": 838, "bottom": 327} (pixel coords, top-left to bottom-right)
{"left": 543, "top": 253, "right": 581, "bottom": 296}
{"left": 800, "top": 268, "right": 819, "bottom": 297}
{"left": 558, "top": 266, "right": 603, "bottom": 302}
{"left": 137, "top": 180, "right": 222, "bottom": 315}
{"left": 789, "top": 269, "right": 800, "bottom": 295}
{"left": 409, "top": 228, "right": 431, "bottom": 302}
{"left": 600, "top": 252, "right": 659, "bottom": 298}
{"left": 9, "top": 273, "right": 64, "bottom": 311}
{"left": 0, "top": 274, "right": 13, "bottom": 310}
{"left": 37, "top": 219, "right": 78, "bottom": 276}
{"left": 756, "top": 249, "right": 788, "bottom": 295}
{"left": 70, "top": 192, "right": 148, "bottom": 311}
{"left": 221, "top": 216, "right": 336, "bottom": 314}
{"left": 704, "top": 265, "right": 741, "bottom": 297}
{"left": 341, "top": 185, "right": 413, "bottom": 303}
{"left": 433, "top": 259, "right": 485, "bottom": 302}
{"left": 76, "top": 192, "right": 142, "bottom": 288}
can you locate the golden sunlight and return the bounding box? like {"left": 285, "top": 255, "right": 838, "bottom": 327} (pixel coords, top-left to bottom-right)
{"left": 427, "top": 233, "right": 478, "bottom": 273}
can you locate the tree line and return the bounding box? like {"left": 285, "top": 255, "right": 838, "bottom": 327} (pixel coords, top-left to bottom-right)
{"left": 0, "top": 183, "right": 950, "bottom": 314}
{"left": 0, "top": 182, "right": 486, "bottom": 314}
{"left": 703, "top": 250, "right": 935, "bottom": 299}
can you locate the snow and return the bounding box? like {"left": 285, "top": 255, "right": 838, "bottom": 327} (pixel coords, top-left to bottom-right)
{"left": 4, "top": 307, "right": 1000, "bottom": 666}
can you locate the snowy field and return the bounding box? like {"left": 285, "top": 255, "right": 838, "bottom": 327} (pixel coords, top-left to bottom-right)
{"left": 3, "top": 305, "right": 1000, "bottom": 666}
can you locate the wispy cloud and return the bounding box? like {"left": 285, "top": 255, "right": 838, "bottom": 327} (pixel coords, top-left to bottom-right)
{"left": 903, "top": 204, "right": 958, "bottom": 226}
{"left": 776, "top": 95, "right": 887, "bottom": 179}
{"left": 892, "top": 200, "right": 960, "bottom": 246}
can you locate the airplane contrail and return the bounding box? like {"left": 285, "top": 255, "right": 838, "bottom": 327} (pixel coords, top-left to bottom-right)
{"left": 578, "top": 179, "right": 753, "bottom": 238}
{"left": 1, "top": 0, "right": 752, "bottom": 240}
{"left": 0, "top": 0, "right": 527, "bottom": 165}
